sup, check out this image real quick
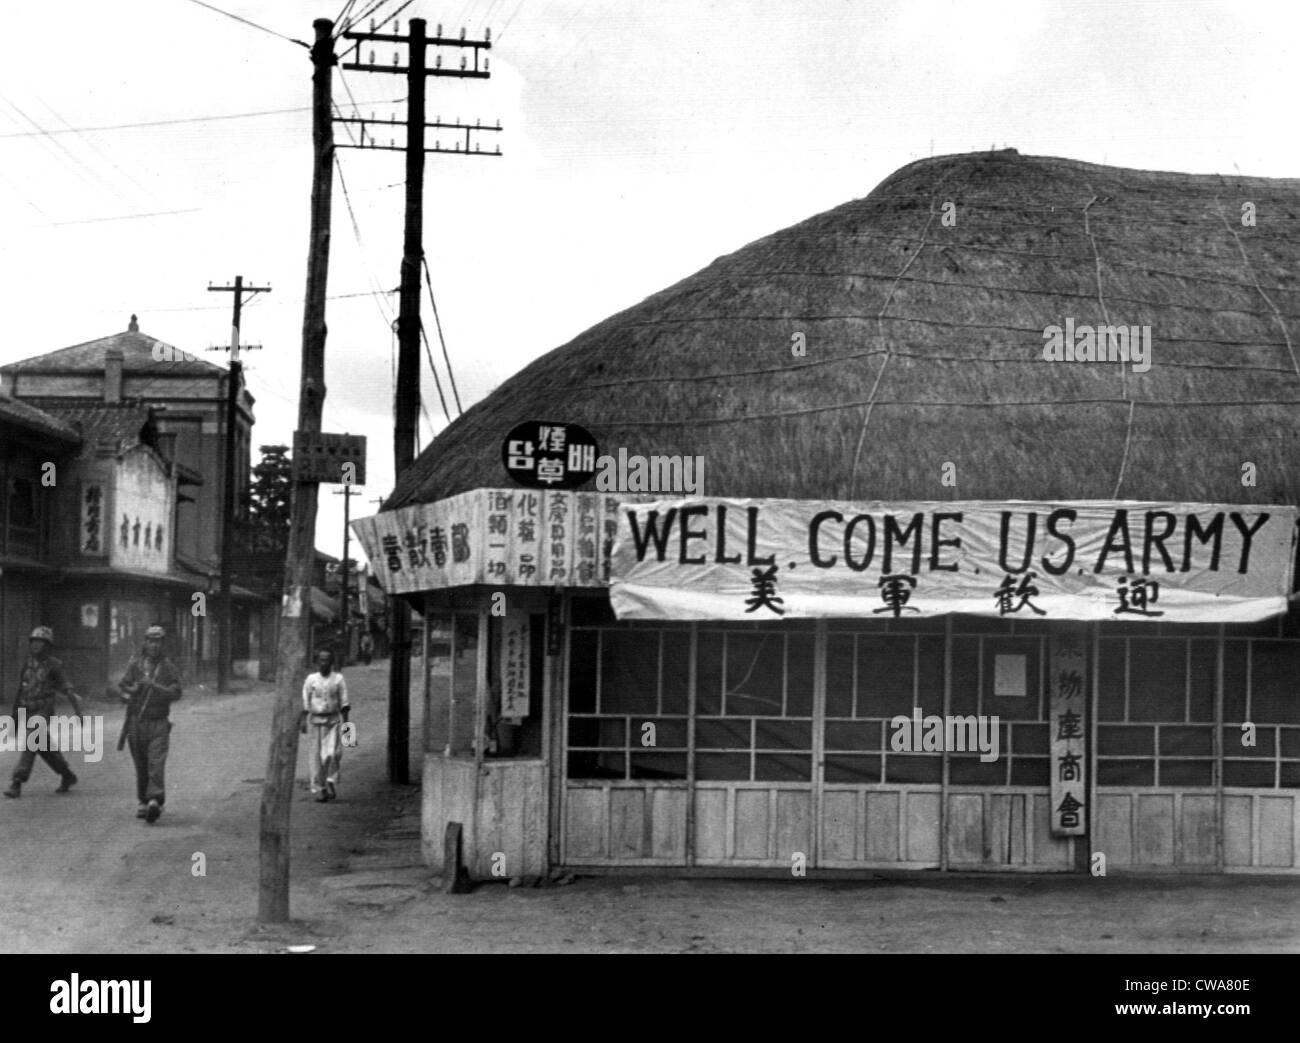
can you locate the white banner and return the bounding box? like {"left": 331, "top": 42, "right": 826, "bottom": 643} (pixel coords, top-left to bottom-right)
{"left": 610, "top": 499, "right": 1297, "bottom": 622}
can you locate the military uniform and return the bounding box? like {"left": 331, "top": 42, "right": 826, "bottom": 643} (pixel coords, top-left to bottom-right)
{"left": 6, "top": 628, "right": 80, "bottom": 797}
{"left": 119, "top": 630, "right": 183, "bottom": 822}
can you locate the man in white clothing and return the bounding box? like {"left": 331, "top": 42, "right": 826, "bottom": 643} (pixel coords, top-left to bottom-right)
{"left": 300, "top": 649, "right": 350, "bottom": 802}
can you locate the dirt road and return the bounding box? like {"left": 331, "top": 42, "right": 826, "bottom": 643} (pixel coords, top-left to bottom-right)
{"left": 1, "top": 664, "right": 1296, "bottom": 954}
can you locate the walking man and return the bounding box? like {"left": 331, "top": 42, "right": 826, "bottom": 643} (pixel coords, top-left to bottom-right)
{"left": 118, "top": 624, "right": 182, "bottom": 823}
{"left": 301, "top": 649, "right": 350, "bottom": 802}
{"left": 4, "top": 626, "right": 82, "bottom": 798}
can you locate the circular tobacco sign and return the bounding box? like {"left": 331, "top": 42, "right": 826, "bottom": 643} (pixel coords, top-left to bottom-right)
{"left": 501, "top": 420, "right": 600, "bottom": 490}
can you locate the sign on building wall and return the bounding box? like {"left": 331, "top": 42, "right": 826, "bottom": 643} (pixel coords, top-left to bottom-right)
{"left": 608, "top": 499, "right": 1298, "bottom": 622}
{"left": 1049, "top": 625, "right": 1088, "bottom": 837}
{"left": 501, "top": 420, "right": 599, "bottom": 490}
{"left": 499, "top": 614, "right": 530, "bottom": 719}
{"left": 352, "top": 489, "right": 630, "bottom": 595}
{"left": 111, "top": 450, "right": 173, "bottom": 574}
{"left": 79, "top": 482, "right": 106, "bottom": 556}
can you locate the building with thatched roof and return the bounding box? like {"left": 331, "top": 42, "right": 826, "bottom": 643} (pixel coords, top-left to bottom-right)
{"left": 355, "top": 150, "right": 1300, "bottom": 879}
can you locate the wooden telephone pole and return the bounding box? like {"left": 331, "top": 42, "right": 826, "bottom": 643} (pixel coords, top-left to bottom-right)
{"left": 259, "top": 17, "right": 335, "bottom": 924}
{"left": 337, "top": 16, "right": 499, "bottom": 785}
{"left": 208, "top": 274, "right": 270, "bottom": 693}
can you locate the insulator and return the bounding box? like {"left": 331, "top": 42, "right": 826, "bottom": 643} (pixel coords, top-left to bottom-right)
{"left": 496, "top": 119, "right": 501, "bottom": 128}
{"left": 436, "top": 54, "right": 442, "bottom": 68}
{"left": 393, "top": 51, "right": 399, "bottom": 65}
{"left": 369, "top": 19, "right": 375, "bottom": 31}
{"left": 484, "top": 57, "right": 490, "bottom": 72}
{"left": 369, "top": 50, "right": 374, "bottom": 63}
{"left": 475, "top": 143, "right": 480, "bottom": 152}
{"left": 437, "top": 23, "right": 442, "bottom": 36}
{"left": 436, "top": 140, "right": 440, "bottom": 149}
{"left": 460, "top": 26, "right": 466, "bottom": 39}
{"left": 460, "top": 55, "right": 467, "bottom": 69}
{"left": 476, "top": 117, "right": 481, "bottom": 127}
{"left": 495, "top": 144, "right": 500, "bottom": 154}
{"left": 486, "top": 27, "right": 492, "bottom": 42}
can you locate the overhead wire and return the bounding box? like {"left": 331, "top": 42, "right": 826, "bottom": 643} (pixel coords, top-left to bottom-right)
{"left": 420, "top": 256, "right": 463, "bottom": 414}
{"left": 181, "top": 0, "right": 310, "bottom": 49}
{"left": 419, "top": 320, "right": 453, "bottom": 422}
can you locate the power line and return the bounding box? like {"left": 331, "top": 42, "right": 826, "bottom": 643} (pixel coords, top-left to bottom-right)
{"left": 182, "top": 0, "right": 310, "bottom": 49}
{"left": 0, "top": 106, "right": 311, "bottom": 139}
{"left": 420, "top": 255, "right": 463, "bottom": 413}
{"left": 419, "top": 319, "right": 452, "bottom": 422}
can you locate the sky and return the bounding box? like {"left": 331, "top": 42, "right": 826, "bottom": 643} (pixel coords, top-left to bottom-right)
{"left": 2, "top": 0, "right": 1296, "bottom": 568}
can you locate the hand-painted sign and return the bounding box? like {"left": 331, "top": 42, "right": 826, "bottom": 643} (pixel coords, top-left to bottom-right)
{"left": 609, "top": 498, "right": 1297, "bottom": 622}
{"left": 292, "top": 432, "right": 367, "bottom": 484}
{"left": 1049, "top": 625, "right": 1088, "bottom": 837}
{"left": 500, "top": 615, "right": 530, "bottom": 719}
{"left": 501, "top": 421, "right": 599, "bottom": 490}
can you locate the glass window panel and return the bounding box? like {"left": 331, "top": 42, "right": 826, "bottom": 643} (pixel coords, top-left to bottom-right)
{"left": 1013, "top": 723, "right": 1049, "bottom": 755}
{"left": 917, "top": 636, "right": 944, "bottom": 713}
{"left": 660, "top": 630, "right": 690, "bottom": 714}
{"left": 1281, "top": 730, "right": 1300, "bottom": 758}
{"left": 1098, "top": 639, "right": 1126, "bottom": 721}
{"left": 1222, "top": 726, "right": 1273, "bottom": 757}
{"left": 1097, "top": 760, "right": 1154, "bottom": 786}
{"left": 786, "top": 633, "right": 815, "bottom": 716}
{"left": 630, "top": 752, "right": 687, "bottom": 780}
{"left": 949, "top": 757, "right": 1006, "bottom": 785}
{"left": 568, "top": 630, "right": 597, "bottom": 713}
{"left": 567, "top": 717, "right": 599, "bottom": 747}
{"left": 950, "top": 638, "right": 979, "bottom": 714}
{"left": 858, "top": 636, "right": 914, "bottom": 717}
{"left": 601, "top": 630, "right": 659, "bottom": 714}
{"left": 1280, "top": 762, "right": 1300, "bottom": 788}
{"left": 696, "top": 717, "right": 751, "bottom": 749}
{"left": 1188, "top": 640, "right": 1215, "bottom": 722}
{"left": 1249, "top": 641, "right": 1300, "bottom": 724}
{"left": 823, "top": 754, "right": 881, "bottom": 784}
{"left": 1222, "top": 641, "right": 1248, "bottom": 721}
{"left": 570, "top": 596, "right": 615, "bottom": 627}
{"left": 1223, "top": 760, "right": 1274, "bottom": 787}
{"left": 826, "top": 634, "right": 855, "bottom": 718}
{"left": 824, "top": 720, "right": 882, "bottom": 751}
{"left": 696, "top": 629, "right": 724, "bottom": 715}
{"left": 1160, "top": 726, "right": 1213, "bottom": 756}
{"left": 1009, "top": 757, "right": 1049, "bottom": 786}
{"left": 1158, "top": 760, "right": 1213, "bottom": 786}
{"left": 568, "top": 751, "right": 624, "bottom": 779}
{"left": 1128, "top": 640, "right": 1187, "bottom": 722}
{"left": 695, "top": 753, "right": 750, "bottom": 781}
{"left": 754, "top": 719, "right": 812, "bottom": 749}
{"left": 724, "top": 633, "right": 785, "bottom": 716}
{"left": 754, "top": 753, "right": 811, "bottom": 781}
{"left": 884, "top": 755, "right": 941, "bottom": 784}
{"left": 1099, "top": 725, "right": 1154, "bottom": 755}
{"left": 597, "top": 717, "right": 627, "bottom": 747}
{"left": 639, "top": 718, "right": 688, "bottom": 748}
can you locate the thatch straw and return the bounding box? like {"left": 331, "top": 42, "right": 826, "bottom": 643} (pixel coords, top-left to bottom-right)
{"left": 389, "top": 150, "right": 1300, "bottom": 510}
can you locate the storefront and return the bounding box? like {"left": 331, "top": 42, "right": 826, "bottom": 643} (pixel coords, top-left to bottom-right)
{"left": 354, "top": 490, "right": 1300, "bottom": 878}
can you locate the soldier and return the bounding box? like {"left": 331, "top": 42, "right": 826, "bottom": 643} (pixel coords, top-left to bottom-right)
{"left": 4, "top": 626, "right": 83, "bottom": 798}
{"left": 117, "top": 624, "right": 182, "bottom": 823}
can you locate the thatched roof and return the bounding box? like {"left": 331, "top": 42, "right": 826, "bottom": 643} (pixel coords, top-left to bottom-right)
{"left": 389, "top": 150, "right": 1300, "bottom": 510}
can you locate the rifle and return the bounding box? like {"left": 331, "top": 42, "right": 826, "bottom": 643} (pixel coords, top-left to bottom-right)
{"left": 116, "top": 676, "right": 154, "bottom": 752}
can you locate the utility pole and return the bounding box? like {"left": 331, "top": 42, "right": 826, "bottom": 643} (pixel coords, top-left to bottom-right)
{"left": 259, "top": 17, "right": 335, "bottom": 925}
{"left": 338, "top": 16, "right": 499, "bottom": 785}
{"left": 333, "top": 484, "right": 361, "bottom": 664}
{"left": 208, "top": 274, "right": 270, "bottom": 693}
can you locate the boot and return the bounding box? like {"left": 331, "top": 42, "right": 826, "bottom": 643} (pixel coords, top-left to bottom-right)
{"left": 3, "top": 780, "right": 20, "bottom": 798}
{"left": 56, "top": 771, "right": 77, "bottom": 793}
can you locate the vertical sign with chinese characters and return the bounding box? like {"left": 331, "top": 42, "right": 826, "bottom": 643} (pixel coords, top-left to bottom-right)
{"left": 80, "top": 482, "right": 106, "bottom": 556}
{"left": 499, "top": 614, "right": 530, "bottom": 719}
{"left": 545, "top": 490, "right": 572, "bottom": 585}
{"left": 1049, "top": 624, "right": 1088, "bottom": 837}
{"left": 485, "top": 489, "right": 514, "bottom": 584}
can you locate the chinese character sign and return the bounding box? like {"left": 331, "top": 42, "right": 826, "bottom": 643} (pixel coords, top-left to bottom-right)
{"left": 499, "top": 615, "right": 530, "bottom": 719}
{"left": 609, "top": 499, "right": 1297, "bottom": 621}
{"left": 501, "top": 420, "right": 600, "bottom": 491}
{"left": 80, "top": 482, "right": 105, "bottom": 556}
{"left": 1050, "top": 625, "right": 1088, "bottom": 837}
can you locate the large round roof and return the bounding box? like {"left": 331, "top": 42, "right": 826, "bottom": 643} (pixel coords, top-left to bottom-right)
{"left": 390, "top": 149, "right": 1300, "bottom": 509}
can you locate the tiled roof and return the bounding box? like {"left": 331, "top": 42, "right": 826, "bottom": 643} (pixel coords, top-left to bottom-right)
{"left": 2, "top": 325, "right": 225, "bottom": 377}
{"left": 39, "top": 404, "right": 154, "bottom": 452}
{"left": 0, "top": 391, "right": 82, "bottom": 444}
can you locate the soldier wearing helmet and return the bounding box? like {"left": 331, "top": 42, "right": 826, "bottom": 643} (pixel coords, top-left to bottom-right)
{"left": 4, "top": 626, "right": 83, "bottom": 798}
{"left": 117, "top": 624, "right": 183, "bottom": 823}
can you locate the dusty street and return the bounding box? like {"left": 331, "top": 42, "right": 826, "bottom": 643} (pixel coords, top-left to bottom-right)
{"left": 0, "top": 662, "right": 1297, "bottom": 954}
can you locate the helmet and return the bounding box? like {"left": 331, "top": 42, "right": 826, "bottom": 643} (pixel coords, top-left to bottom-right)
{"left": 29, "top": 626, "right": 54, "bottom": 644}
{"left": 145, "top": 625, "right": 165, "bottom": 639}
